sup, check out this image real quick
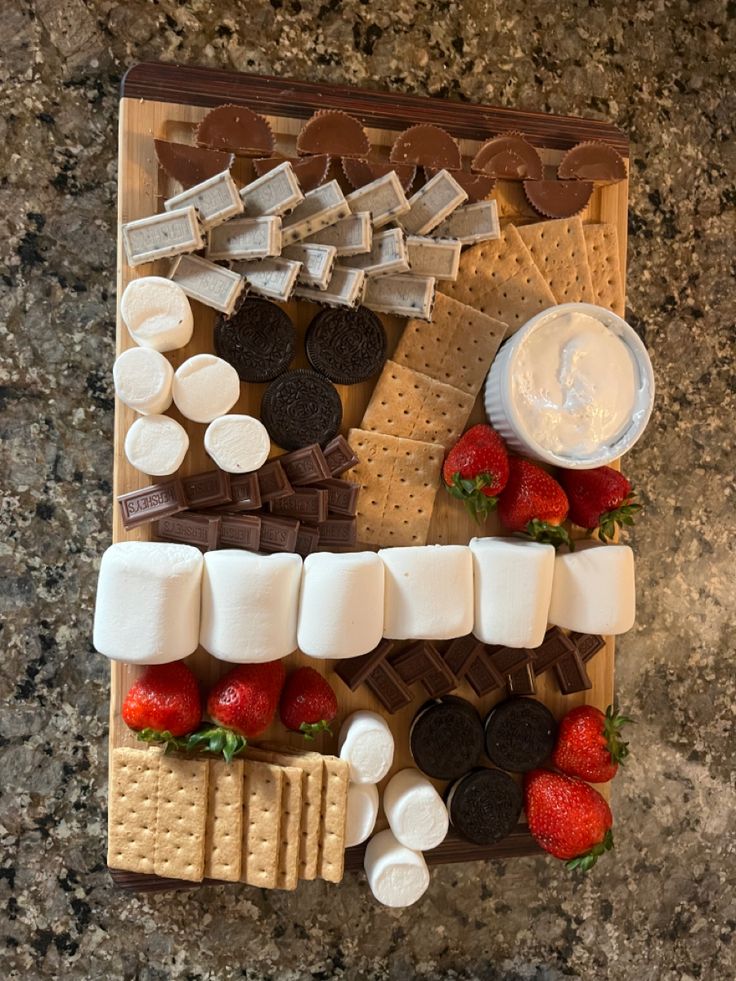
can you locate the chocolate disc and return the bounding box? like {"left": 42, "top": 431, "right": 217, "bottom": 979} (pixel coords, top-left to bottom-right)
{"left": 424, "top": 167, "right": 496, "bottom": 202}
{"left": 261, "top": 370, "right": 343, "bottom": 451}
{"left": 297, "top": 109, "right": 370, "bottom": 158}
{"left": 390, "top": 124, "right": 462, "bottom": 171}
{"left": 305, "top": 306, "right": 387, "bottom": 384}
{"left": 410, "top": 696, "right": 484, "bottom": 781}
{"left": 214, "top": 299, "right": 296, "bottom": 383}
{"left": 471, "top": 133, "right": 543, "bottom": 180}
{"left": 558, "top": 141, "right": 627, "bottom": 184}
{"left": 523, "top": 178, "right": 594, "bottom": 218}
{"left": 446, "top": 768, "right": 523, "bottom": 845}
{"left": 154, "top": 140, "right": 235, "bottom": 188}
{"left": 196, "top": 104, "right": 275, "bottom": 156}
{"left": 253, "top": 153, "right": 331, "bottom": 192}
{"left": 341, "top": 156, "right": 417, "bottom": 193}
{"left": 484, "top": 697, "right": 557, "bottom": 772}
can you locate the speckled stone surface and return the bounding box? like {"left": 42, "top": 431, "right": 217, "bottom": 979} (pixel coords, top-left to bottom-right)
{"left": 1, "top": 1, "right": 734, "bottom": 978}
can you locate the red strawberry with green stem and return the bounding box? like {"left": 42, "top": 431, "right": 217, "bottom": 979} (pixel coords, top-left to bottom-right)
{"left": 186, "top": 660, "right": 286, "bottom": 762}
{"left": 497, "top": 457, "right": 571, "bottom": 548}
{"left": 552, "top": 704, "right": 633, "bottom": 783}
{"left": 121, "top": 662, "right": 202, "bottom": 751}
{"left": 280, "top": 667, "right": 337, "bottom": 739}
{"left": 442, "top": 424, "right": 510, "bottom": 522}
{"left": 524, "top": 769, "right": 614, "bottom": 871}
{"left": 557, "top": 466, "right": 642, "bottom": 542}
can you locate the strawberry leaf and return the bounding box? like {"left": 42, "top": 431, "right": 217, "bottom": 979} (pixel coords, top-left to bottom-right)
{"left": 603, "top": 704, "right": 634, "bottom": 765}
{"left": 135, "top": 728, "right": 188, "bottom": 753}
{"left": 444, "top": 472, "right": 499, "bottom": 524}
{"left": 525, "top": 519, "right": 573, "bottom": 550}
{"left": 299, "top": 720, "right": 333, "bottom": 740}
{"left": 183, "top": 726, "right": 248, "bottom": 763}
{"left": 565, "top": 829, "right": 614, "bottom": 872}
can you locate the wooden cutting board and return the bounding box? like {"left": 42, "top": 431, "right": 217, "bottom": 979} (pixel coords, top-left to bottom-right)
{"left": 109, "top": 62, "right": 629, "bottom": 891}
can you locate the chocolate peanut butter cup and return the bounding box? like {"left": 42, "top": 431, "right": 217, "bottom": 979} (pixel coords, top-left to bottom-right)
{"left": 410, "top": 696, "right": 484, "bottom": 780}
{"left": 446, "top": 768, "right": 523, "bottom": 845}
{"left": 484, "top": 697, "right": 557, "bottom": 773}
{"left": 557, "top": 141, "right": 626, "bottom": 184}
{"left": 471, "top": 132, "right": 543, "bottom": 181}
{"left": 154, "top": 140, "right": 235, "bottom": 188}
{"left": 253, "top": 154, "right": 331, "bottom": 192}
{"left": 196, "top": 104, "right": 275, "bottom": 156}
{"left": 261, "top": 369, "right": 343, "bottom": 451}
{"left": 214, "top": 298, "right": 296, "bottom": 383}
{"left": 523, "top": 178, "right": 593, "bottom": 218}
{"left": 305, "top": 306, "right": 387, "bottom": 384}
{"left": 341, "top": 156, "right": 417, "bottom": 193}
{"left": 390, "top": 124, "right": 462, "bottom": 171}
{"left": 297, "top": 109, "right": 370, "bottom": 159}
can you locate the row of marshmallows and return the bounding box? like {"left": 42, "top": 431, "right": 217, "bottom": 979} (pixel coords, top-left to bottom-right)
{"left": 93, "top": 537, "right": 635, "bottom": 666}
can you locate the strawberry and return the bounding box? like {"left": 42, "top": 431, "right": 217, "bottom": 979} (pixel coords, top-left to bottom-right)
{"left": 497, "top": 457, "right": 571, "bottom": 547}
{"left": 552, "top": 704, "right": 633, "bottom": 783}
{"left": 121, "top": 662, "right": 202, "bottom": 750}
{"left": 442, "top": 424, "right": 510, "bottom": 522}
{"left": 186, "top": 660, "right": 286, "bottom": 762}
{"left": 557, "top": 466, "right": 642, "bottom": 542}
{"left": 279, "top": 667, "right": 337, "bottom": 738}
{"left": 524, "top": 769, "right": 614, "bottom": 870}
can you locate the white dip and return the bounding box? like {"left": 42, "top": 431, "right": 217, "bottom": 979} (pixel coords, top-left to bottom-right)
{"left": 512, "top": 310, "right": 638, "bottom": 458}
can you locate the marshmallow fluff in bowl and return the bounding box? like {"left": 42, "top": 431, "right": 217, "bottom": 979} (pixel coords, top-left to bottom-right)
{"left": 485, "top": 303, "right": 654, "bottom": 468}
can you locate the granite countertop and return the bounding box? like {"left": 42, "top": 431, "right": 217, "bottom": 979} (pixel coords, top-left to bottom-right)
{"left": 1, "top": 1, "right": 734, "bottom": 978}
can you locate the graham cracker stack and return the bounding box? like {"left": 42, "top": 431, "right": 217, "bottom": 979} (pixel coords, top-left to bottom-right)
{"left": 516, "top": 217, "right": 596, "bottom": 304}
{"left": 582, "top": 222, "right": 626, "bottom": 315}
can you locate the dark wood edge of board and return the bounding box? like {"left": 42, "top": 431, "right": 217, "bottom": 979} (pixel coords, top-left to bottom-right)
{"left": 108, "top": 826, "right": 543, "bottom": 893}
{"left": 120, "top": 62, "right": 629, "bottom": 154}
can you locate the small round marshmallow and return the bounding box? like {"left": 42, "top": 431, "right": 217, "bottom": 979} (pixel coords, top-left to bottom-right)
{"left": 113, "top": 347, "right": 174, "bottom": 415}
{"left": 345, "top": 782, "right": 379, "bottom": 848}
{"left": 124, "top": 414, "right": 189, "bottom": 476}
{"left": 364, "top": 830, "right": 430, "bottom": 908}
{"left": 383, "top": 768, "right": 449, "bottom": 851}
{"left": 173, "top": 353, "right": 241, "bottom": 424}
{"left": 204, "top": 414, "right": 270, "bottom": 473}
{"left": 338, "top": 710, "right": 394, "bottom": 784}
{"left": 120, "top": 276, "right": 193, "bottom": 352}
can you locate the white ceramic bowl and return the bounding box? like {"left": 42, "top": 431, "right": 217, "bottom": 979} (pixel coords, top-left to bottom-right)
{"left": 484, "top": 303, "right": 655, "bottom": 469}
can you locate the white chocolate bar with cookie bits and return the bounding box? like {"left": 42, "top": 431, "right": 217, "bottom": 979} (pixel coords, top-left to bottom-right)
{"left": 431, "top": 199, "right": 500, "bottom": 245}
{"left": 305, "top": 212, "right": 372, "bottom": 256}
{"left": 239, "top": 161, "right": 304, "bottom": 218}
{"left": 293, "top": 265, "right": 366, "bottom": 309}
{"left": 345, "top": 172, "right": 410, "bottom": 229}
{"left": 206, "top": 216, "right": 282, "bottom": 260}
{"left": 170, "top": 253, "right": 246, "bottom": 315}
{"left": 164, "top": 170, "right": 243, "bottom": 229}
{"left": 281, "top": 180, "right": 350, "bottom": 245}
{"left": 398, "top": 169, "right": 467, "bottom": 236}
{"left": 342, "top": 227, "right": 409, "bottom": 278}
{"left": 122, "top": 207, "right": 203, "bottom": 267}
{"left": 283, "top": 243, "right": 337, "bottom": 290}
{"left": 406, "top": 236, "right": 461, "bottom": 281}
{"left": 232, "top": 257, "right": 301, "bottom": 302}
{"left": 364, "top": 273, "right": 436, "bottom": 320}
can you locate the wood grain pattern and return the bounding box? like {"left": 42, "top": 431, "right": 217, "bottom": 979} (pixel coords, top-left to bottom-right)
{"left": 110, "top": 70, "right": 628, "bottom": 891}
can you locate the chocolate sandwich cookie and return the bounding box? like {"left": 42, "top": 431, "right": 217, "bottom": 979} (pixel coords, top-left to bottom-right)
{"left": 410, "top": 696, "right": 484, "bottom": 781}
{"left": 214, "top": 298, "right": 296, "bottom": 382}
{"left": 305, "top": 306, "right": 387, "bottom": 384}
{"left": 261, "top": 369, "right": 343, "bottom": 451}
{"left": 446, "top": 768, "right": 523, "bottom": 846}
{"left": 484, "top": 697, "right": 557, "bottom": 773}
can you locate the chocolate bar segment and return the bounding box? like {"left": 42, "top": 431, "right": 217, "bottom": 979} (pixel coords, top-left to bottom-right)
{"left": 118, "top": 479, "right": 187, "bottom": 530}
{"left": 464, "top": 648, "right": 504, "bottom": 697}
{"left": 314, "top": 478, "right": 359, "bottom": 516}
{"left": 364, "top": 660, "right": 412, "bottom": 714}
{"left": 156, "top": 511, "right": 221, "bottom": 551}
{"left": 219, "top": 514, "right": 261, "bottom": 552}
{"left": 569, "top": 632, "right": 606, "bottom": 663}
{"left": 554, "top": 650, "right": 593, "bottom": 694}
{"left": 530, "top": 627, "right": 576, "bottom": 676}
{"left": 318, "top": 516, "right": 357, "bottom": 548}
{"left": 181, "top": 469, "right": 231, "bottom": 509}
{"left": 278, "top": 445, "right": 331, "bottom": 486}
{"left": 323, "top": 434, "right": 359, "bottom": 476}
{"left": 256, "top": 460, "right": 293, "bottom": 502}
{"left": 270, "top": 488, "right": 329, "bottom": 523}
{"left": 258, "top": 514, "right": 300, "bottom": 553}
{"left": 506, "top": 663, "right": 537, "bottom": 696}
{"left": 228, "top": 472, "right": 262, "bottom": 511}
{"left": 486, "top": 645, "right": 532, "bottom": 676}
{"left": 391, "top": 641, "right": 455, "bottom": 698}
{"left": 443, "top": 635, "right": 486, "bottom": 679}
{"left": 294, "top": 524, "right": 320, "bottom": 558}
{"left": 334, "top": 639, "right": 396, "bottom": 691}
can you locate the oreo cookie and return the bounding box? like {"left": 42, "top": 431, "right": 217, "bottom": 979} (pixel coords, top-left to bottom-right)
{"left": 214, "top": 298, "right": 296, "bottom": 382}
{"left": 305, "top": 306, "right": 387, "bottom": 384}
{"left": 410, "top": 696, "right": 484, "bottom": 781}
{"left": 446, "top": 768, "right": 523, "bottom": 845}
{"left": 261, "top": 369, "right": 343, "bottom": 451}
{"left": 484, "top": 697, "right": 557, "bottom": 773}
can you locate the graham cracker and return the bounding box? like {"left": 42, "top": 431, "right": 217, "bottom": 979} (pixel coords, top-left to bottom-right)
{"left": 583, "top": 223, "right": 625, "bottom": 315}
{"left": 440, "top": 224, "right": 555, "bottom": 332}
{"left": 361, "top": 361, "right": 475, "bottom": 449}
{"left": 392, "top": 292, "right": 508, "bottom": 397}
{"left": 274, "top": 766, "right": 304, "bottom": 890}
{"left": 347, "top": 428, "right": 445, "bottom": 547}
{"left": 317, "top": 757, "right": 349, "bottom": 883}
{"left": 204, "top": 759, "right": 244, "bottom": 882}
{"left": 107, "top": 747, "right": 160, "bottom": 875}
{"left": 249, "top": 746, "right": 324, "bottom": 880}
{"left": 154, "top": 755, "right": 209, "bottom": 882}
{"left": 516, "top": 217, "right": 595, "bottom": 303}
{"left": 241, "top": 760, "right": 283, "bottom": 889}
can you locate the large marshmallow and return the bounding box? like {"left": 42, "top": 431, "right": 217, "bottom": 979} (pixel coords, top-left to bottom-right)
{"left": 364, "top": 830, "right": 430, "bottom": 908}
{"left": 199, "top": 550, "right": 302, "bottom": 662}
{"left": 383, "top": 768, "right": 449, "bottom": 851}
{"left": 548, "top": 541, "right": 636, "bottom": 635}
{"left": 297, "top": 552, "right": 384, "bottom": 659}
{"left": 338, "top": 711, "right": 394, "bottom": 784}
{"left": 379, "top": 545, "right": 474, "bottom": 640}
{"left": 345, "top": 782, "right": 380, "bottom": 848}
{"left": 204, "top": 415, "right": 270, "bottom": 473}
{"left": 172, "top": 354, "right": 241, "bottom": 424}
{"left": 113, "top": 347, "right": 174, "bottom": 415}
{"left": 470, "top": 537, "right": 555, "bottom": 648}
{"left": 124, "top": 414, "right": 189, "bottom": 476}
{"left": 120, "top": 276, "right": 194, "bottom": 352}
{"left": 93, "top": 541, "right": 203, "bottom": 664}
